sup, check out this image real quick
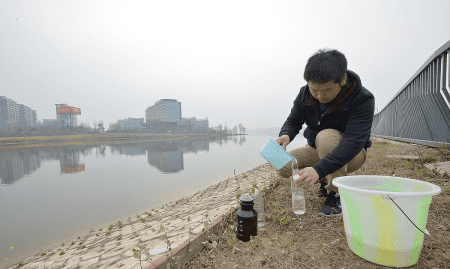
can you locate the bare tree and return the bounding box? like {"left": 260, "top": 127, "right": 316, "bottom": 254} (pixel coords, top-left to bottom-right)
{"left": 238, "top": 123, "right": 243, "bottom": 134}
{"left": 98, "top": 121, "right": 105, "bottom": 132}
{"left": 233, "top": 125, "right": 238, "bottom": 135}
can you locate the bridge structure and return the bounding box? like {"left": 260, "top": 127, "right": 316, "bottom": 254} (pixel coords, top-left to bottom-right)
{"left": 371, "top": 40, "right": 450, "bottom": 148}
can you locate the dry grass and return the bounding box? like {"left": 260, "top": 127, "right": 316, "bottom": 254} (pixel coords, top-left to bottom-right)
{"left": 182, "top": 138, "right": 450, "bottom": 269}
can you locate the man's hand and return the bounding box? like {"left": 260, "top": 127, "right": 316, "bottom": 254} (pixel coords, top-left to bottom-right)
{"left": 276, "top": 135, "right": 290, "bottom": 150}
{"left": 290, "top": 167, "right": 320, "bottom": 189}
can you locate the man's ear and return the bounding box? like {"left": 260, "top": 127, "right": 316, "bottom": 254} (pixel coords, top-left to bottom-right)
{"left": 340, "top": 73, "right": 348, "bottom": 87}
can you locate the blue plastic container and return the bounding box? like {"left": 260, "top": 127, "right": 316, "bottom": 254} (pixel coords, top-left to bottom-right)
{"left": 260, "top": 137, "right": 296, "bottom": 170}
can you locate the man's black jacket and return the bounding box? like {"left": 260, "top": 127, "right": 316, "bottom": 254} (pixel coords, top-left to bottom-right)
{"left": 279, "top": 70, "right": 375, "bottom": 179}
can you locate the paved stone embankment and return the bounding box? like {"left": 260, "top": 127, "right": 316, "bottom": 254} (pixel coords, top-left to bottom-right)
{"left": 6, "top": 164, "right": 276, "bottom": 269}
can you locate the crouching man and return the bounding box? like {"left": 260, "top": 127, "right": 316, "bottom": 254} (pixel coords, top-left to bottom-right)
{"left": 276, "top": 48, "right": 375, "bottom": 216}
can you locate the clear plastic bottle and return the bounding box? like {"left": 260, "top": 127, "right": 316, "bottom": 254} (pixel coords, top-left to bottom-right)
{"left": 292, "top": 173, "right": 306, "bottom": 215}
{"left": 253, "top": 184, "right": 265, "bottom": 227}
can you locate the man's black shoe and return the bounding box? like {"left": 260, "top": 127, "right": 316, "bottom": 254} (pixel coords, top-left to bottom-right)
{"left": 316, "top": 181, "right": 328, "bottom": 198}
{"left": 318, "top": 191, "right": 342, "bottom": 216}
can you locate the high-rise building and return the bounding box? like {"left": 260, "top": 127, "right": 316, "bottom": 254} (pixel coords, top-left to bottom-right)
{"left": 31, "top": 110, "right": 37, "bottom": 127}
{"left": 18, "top": 104, "right": 33, "bottom": 127}
{"left": 55, "top": 103, "right": 69, "bottom": 125}
{"left": 56, "top": 104, "right": 81, "bottom": 126}
{"left": 145, "top": 99, "right": 181, "bottom": 123}
{"left": 0, "top": 96, "right": 19, "bottom": 124}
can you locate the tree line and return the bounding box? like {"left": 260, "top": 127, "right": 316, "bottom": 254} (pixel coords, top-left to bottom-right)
{"left": 0, "top": 120, "right": 246, "bottom": 137}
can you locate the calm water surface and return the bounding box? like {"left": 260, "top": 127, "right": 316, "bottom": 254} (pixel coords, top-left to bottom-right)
{"left": 0, "top": 134, "right": 306, "bottom": 266}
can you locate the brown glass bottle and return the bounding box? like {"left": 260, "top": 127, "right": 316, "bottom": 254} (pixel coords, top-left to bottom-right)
{"left": 236, "top": 195, "right": 257, "bottom": 242}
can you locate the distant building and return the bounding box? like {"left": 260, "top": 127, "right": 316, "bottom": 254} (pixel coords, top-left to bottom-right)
{"left": 193, "top": 117, "right": 208, "bottom": 130}
{"left": 31, "top": 110, "right": 37, "bottom": 127}
{"left": 56, "top": 103, "right": 70, "bottom": 126}
{"left": 0, "top": 96, "right": 19, "bottom": 124}
{"left": 18, "top": 104, "right": 33, "bottom": 127}
{"left": 118, "top": 117, "right": 144, "bottom": 130}
{"left": 146, "top": 99, "right": 181, "bottom": 123}
{"left": 179, "top": 117, "right": 209, "bottom": 131}
{"left": 56, "top": 103, "right": 81, "bottom": 127}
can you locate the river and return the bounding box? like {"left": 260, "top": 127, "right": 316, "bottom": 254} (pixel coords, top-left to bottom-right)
{"left": 0, "top": 132, "right": 306, "bottom": 266}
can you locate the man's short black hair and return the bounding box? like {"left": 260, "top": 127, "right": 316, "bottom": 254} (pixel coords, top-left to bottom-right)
{"left": 303, "top": 49, "right": 347, "bottom": 84}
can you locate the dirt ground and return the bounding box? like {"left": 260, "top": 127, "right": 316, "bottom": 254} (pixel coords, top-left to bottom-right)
{"left": 182, "top": 139, "right": 450, "bottom": 269}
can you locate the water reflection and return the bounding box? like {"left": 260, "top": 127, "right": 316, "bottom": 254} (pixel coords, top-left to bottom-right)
{"left": 60, "top": 148, "right": 85, "bottom": 173}
{"left": 0, "top": 135, "right": 246, "bottom": 185}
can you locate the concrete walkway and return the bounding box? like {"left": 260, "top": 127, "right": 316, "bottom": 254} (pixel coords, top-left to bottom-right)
{"left": 6, "top": 164, "right": 276, "bottom": 269}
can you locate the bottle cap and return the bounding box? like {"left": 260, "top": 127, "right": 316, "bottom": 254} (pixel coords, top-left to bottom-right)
{"left": 239, "top": 195, "right": 254, "bottom": 206}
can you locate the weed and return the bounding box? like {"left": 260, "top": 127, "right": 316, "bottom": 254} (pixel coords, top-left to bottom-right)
{"left": 106, "top": 231, "right": 111, "bottom": 235}
{"left": 61, "top": 243, "right": 64, "bottom": 247}
{"left": 0, "top": 246, "right": 13, "bottom": 265}
{"left": 141, "top": 218, "right": 147, "bottom": 223}
{"left": 285, "top": 238, "right": 292, "bottom": 247}
{"left": 160, "top": 221, "right": 183, "bottom": 268}
{"left": 435, "top": 139, "right": 450, "bottom": 156}
{"left": 250, "top": 183, "right": 259, "bottom": 196}
{"left": 403, "top": 161, "right": 413, "bottom": 169}
{"left": 117, "top": 236, "right": 122, "bottom": 241}
{"left": 417, "top": 168, "right": 431, "bottom": 178}
{"left": 108, "top": 224, "right": 113, "bottom": 230}
{"left": 132, "top": 245, "right": 150, "bottom": 269}
{"left": 60, "top": 251, "right": 65, "bottom": 255}
{"left": 41, "top": 252, "right": 46, "bottom": 256}
{"left": 443, "top": 183, "right": 450, "bottom": 193}
{"left": 79, "top": 242, "right": 84, "bottom": 245}
{"left": 99, "top": 228, "right": 103, "bottom": 231}
{"left": 96, "top": 233, "right": 99, "bottom": 236}
{"left": 71, "top": 241, "right": 75, "bottom": 245}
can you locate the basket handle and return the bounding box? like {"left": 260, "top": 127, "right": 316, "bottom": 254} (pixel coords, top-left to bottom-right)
{"left": 388, "top": 196, "right": 430, "bottom": 237}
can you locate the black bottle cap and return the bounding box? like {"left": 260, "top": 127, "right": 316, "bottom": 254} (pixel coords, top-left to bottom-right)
{"left": 239, "top": 195, "right": 254, "bottom": 206}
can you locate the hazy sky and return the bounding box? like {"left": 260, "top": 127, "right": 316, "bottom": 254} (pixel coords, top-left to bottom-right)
{"left": 1, "top": 0, "right": 449, "bottom": 130}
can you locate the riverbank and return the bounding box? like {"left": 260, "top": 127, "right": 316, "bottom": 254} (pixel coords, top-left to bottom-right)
{"left": 3, "top": 137, "right": 450, "bottom": 269}
{"left": 183, "top": 137, "right": 450, "bottom": 268}
{"left": 2, "top": 164, "right": 276, "bottom": 269}
{"left": 0, "top": 133, "right": 222, "bottom": 149}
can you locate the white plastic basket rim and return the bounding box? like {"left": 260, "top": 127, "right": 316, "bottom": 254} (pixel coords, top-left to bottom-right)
{"left": 332, "top": 175, "right": 442, "bottom": 198}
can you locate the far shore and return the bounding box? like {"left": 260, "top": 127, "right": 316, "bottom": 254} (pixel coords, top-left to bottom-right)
{"left": 0, "top": 132, "right": 247, "bottom": 149}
